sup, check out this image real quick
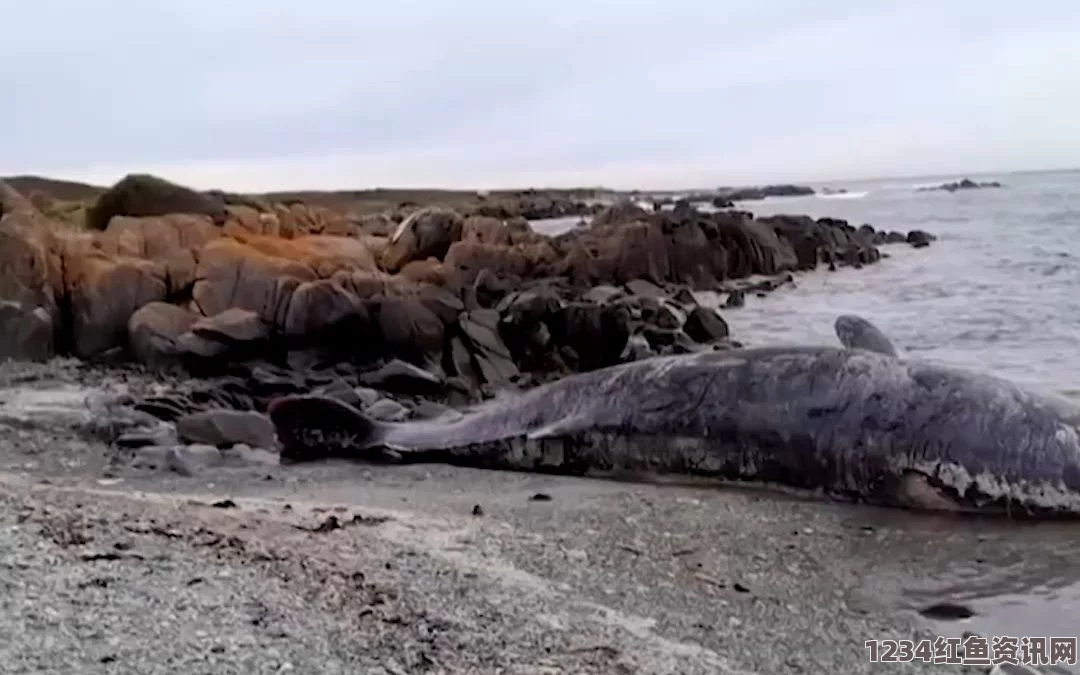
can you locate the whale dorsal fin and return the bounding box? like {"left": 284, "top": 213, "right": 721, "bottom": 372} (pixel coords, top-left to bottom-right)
{"left": 834, "top": 314, "right": 899, "bottom": 358}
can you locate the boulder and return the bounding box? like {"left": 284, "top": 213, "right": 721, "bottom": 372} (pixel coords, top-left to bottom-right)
{"left": 379, "top": 206, "right": 464, "bottom": 272}
{"left": 192, "top": 308, "right": 269, "bottom": 344}
{"left": 190, "top": 238, "right": 315, "bottom": 319}
{"left": 413, "top": 283, "right": 466, "bottom": 326}
{"left": 0, "top": 215, "right": 59, "bottom": 318}
{"left": 456, "top": 309, "right": 520, "bottom": 388}
{"left": 358, "top": 359, "right": 444, "bottom": 395}
{"left": 97, "top": 214, "right": 221, "bottom": 260}
{"left": 127, "top": 301, "right": 198, "bottom": 366}
{"left": 227, "top": 232, "right": 379, "bottom": 277}
{"left": 442, "top": 240, "right": 532, "bottom": 288}
{"left": 590, "top": 201, "right": 650, "bottom": 228}
{"left": 365, "top": 398, "right": 411, "bottom": 422}
{"left": 907, "top": 230, "right": 935, "bottom": 248}
{"left": 0, "top": 301, "right": 54, "bottom": 362}
{"left": 352, "top": 213, "right": 397, "bottom": 237}
{"left": 399, "top": 258, "right": 448, "bottom": 285}
{"left": 282, "top": 278, "right": 364, "bottom": 340}
{"left": 549, "top": 302, "right": 631, "bottom": 372}
{"left": 63, "top": 252, "right": 169, "bottom": 358}
{"left": 86, "top": 173, "right": 228, "bottom": 231}
{"left": 271, "top": 202, "right": 353, "bottom": 237}
{"left": 175, "top": 409, "right": 277, "bottom": 449}
{"left": 682, "top": 306, "right": 729, "bottom": 343}
{"left": 376, "top": 296, "right": 444, "bottom": 366}
{"left": 461, "top": 216, "right": 512, "bottom": 246}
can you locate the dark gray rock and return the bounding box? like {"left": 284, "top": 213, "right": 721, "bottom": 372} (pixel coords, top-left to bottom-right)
{"left": 624, "top": 278, "right": 665, "bottom": 300}
{"left": 353, "top": 387, "right": 382, "bottom": 408}
{"left": 221, "top": 444, "right": 279, "bottom": 467}
{"left": 0, "top": 301, "right": 53, "bottom": 362}
{"left": 906, "top": 230, "right": 935, "bottom": 248}
{"left": 620, "top": 334, "right": 655, "bottom": 362}
{"left": 412, "top": 400, "right": 462, "bottom": 421}
{"left": 175, "top": 410, "right": 276, "bottom": 449}
{"left": 359, "top": 359, "right": 443, "bottom": 394}
{"left": 364, "top": 398, "right": 411, "bottom": 422}
{"left": 458, "top": 310, "right": 519, "bottom": 387}
{"left": 581, "top": 285, "right": 625, "bottom": 305}
{"left": 136, "top": 444, "right": 222, "bottom": 476}
{"left": 724, "top": 290, "right": 745, "bottom": 308}
{"left": 653, "top": 302, "right": 686, "bottom": 330}
{"left": 116, "top": 424, "right": 178, "bottom": 449}
{"left": 126, "top": 301, "right": 195, "bottom": 367}
{"left": 192, "top": 308, "right": 269, "bottom": 344}
{"left": 682, "top": 306, "right": 729, "bottom": 344}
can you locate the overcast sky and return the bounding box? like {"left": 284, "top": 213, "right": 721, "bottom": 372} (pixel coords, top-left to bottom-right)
{"left": 3, "top": 1, "right": 1079, "bottom": 191}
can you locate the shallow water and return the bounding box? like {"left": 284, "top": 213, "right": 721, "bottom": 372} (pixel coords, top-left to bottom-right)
{"left": 728, "top": 170, "right": 1080, "bottom": 669}
{"left": 727, "top": 170, "right": 1080, "bottom": 398}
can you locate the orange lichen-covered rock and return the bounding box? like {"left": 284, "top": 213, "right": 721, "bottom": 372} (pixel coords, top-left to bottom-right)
{"left": 0, "top": 213, "right": 57, "bottom": 313}
{"left": 63, "top": 250, "right": 168, "bottom": 358}
{"left": 460, "top": 215, "right": 511, "bottom": 246}
{"left": 224, "top": 204, "right": 271, "bottom": 235}
{"left": 223, "top": 232, "right": 379, "bottom": 278}
{"left": 96, "top": 214, "right": 222, "bottom": 260}
{"left": 399, "top": 258, "right": 447, "bottom": 286}
{"left": 190, "top": 238, "right": 316, "bottom": 319}
{"left": 443, "top": 240, "right": 554, "bottom": 287}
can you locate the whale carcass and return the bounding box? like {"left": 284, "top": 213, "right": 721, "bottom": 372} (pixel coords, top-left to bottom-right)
{"left": 269, "top": 323, "right": 1080, "bottom": 519}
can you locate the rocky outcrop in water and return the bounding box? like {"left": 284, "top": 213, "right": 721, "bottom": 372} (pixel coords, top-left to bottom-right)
{"left": 716, "top": 185, "right": 816, "bottom": 201}
{"left": 917, "top": 178, "right": 1003, "bottom": 193}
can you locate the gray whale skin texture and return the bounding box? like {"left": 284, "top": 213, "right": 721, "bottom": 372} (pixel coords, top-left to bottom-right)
{"left": 268, "top": 345, "right": 1080, "bottom": 519}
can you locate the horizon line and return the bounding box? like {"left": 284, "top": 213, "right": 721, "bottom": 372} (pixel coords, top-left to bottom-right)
{"left": 3, "top": 163, "right": 1078, "bottom": 196}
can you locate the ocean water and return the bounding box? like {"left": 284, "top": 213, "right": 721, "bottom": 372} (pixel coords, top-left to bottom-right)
{"left": 725, "top": 169, "right": 1080, "bottom": 398}
{"left": 535, "top": 172, "right": 1080, "bottom": 661}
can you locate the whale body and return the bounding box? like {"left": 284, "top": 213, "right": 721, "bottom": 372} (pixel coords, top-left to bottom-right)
{"left": 269, "top": 345, "right": 1080, "bottom": 519}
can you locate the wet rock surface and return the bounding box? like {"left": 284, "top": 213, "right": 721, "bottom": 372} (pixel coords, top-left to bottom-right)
{"left": 917, "top": 178, "right": 1005, "bottom": 193}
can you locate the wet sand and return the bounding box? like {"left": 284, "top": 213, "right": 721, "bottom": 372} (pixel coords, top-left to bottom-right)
{"left": 1, "top": 364, "right": 1078, "bottom": 674}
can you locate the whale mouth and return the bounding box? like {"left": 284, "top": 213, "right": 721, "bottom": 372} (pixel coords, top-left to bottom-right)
{"left": 894, "top": 470, "right": 968, "bottom": 513}
{"left": 887, "top": 467, "right": 1080, "bottom": 521}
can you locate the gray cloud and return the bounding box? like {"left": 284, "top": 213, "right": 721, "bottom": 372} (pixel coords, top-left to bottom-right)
{"left": 3, "top": 0, "right": 1079, "bottom": 190}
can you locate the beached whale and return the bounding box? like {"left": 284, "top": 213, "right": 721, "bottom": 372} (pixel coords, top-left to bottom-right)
{"left": 268, "top": 318, "right": 1080, "bottom": 519}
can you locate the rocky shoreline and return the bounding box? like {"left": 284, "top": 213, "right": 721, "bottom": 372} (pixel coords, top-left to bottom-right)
{"left": 0, "top": 171, "right": 942, "bottom": 477}
{"left": 14, "top": 174, "right": 1061, "bottom": 675}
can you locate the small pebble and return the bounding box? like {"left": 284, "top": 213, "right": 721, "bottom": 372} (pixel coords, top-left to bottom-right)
{"left": 919, "top": 602, "right": 975, "bottom": 620}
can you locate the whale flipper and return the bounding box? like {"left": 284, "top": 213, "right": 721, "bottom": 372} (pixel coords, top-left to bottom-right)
{"left": 268, "top": 394, "right": 401, "bottom": 462}
{"left": 526, "top": 414, "right": 592, "bottom": 441}
{"left": 834, "top": 314, "right": 899, "bottom": 358}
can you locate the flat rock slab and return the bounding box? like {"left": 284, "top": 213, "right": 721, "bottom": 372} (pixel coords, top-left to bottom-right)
{"left": 175, "top": 410, "right": 276, "bottom": 450}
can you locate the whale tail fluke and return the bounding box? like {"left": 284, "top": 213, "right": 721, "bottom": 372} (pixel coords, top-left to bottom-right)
{"left": 267, "top": 394, "right": 399, "bottom": 463}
